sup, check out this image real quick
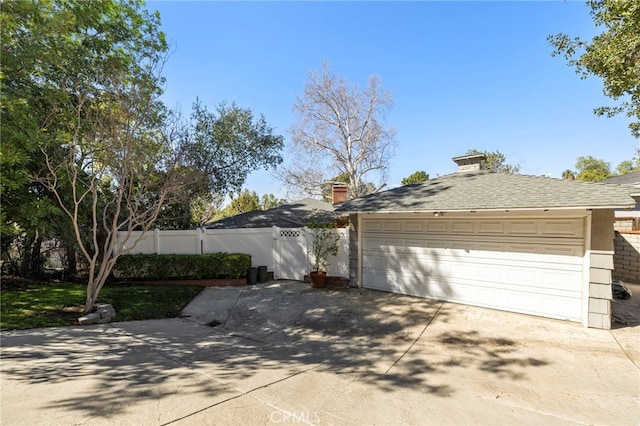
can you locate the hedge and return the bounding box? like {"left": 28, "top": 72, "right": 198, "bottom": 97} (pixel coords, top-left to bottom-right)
{"left": 113, "top": 253, "right": 251, "bottom": 280}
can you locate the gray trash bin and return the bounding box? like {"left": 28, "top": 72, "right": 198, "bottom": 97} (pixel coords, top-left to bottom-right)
{"left": 247, "top": 267, "right": 258, "bottom": 285}
{"left": 257, "top": 266, "right": 268, "bottom": 283}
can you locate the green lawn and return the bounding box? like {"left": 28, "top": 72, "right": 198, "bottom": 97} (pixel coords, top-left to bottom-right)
{"left": 0, "top": 281, "right": 203, "bottom": 330}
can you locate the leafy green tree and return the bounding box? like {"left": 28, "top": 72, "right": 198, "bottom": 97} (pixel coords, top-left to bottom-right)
{"left": 615, "top": 150, "right": 640, "bottom": 175}
{"left": 1, "top": 1, "right": 285, "bottom": 314}
{"left": 13, "top": 0, "right": 174, "bottom": 313}
{"left": 261, "top": 194, "right": 285, "bottom": 211}
{"left": 466, "top": 149, "right": 521, "bottom": 174}
{"left": 561, "top": 169, "right": 576, "bottom": 180}
{"left": 549, "top": 1, "right": 640, "bottom": 137}
{"left": 0, "top": 1, "right": 76, "bottom": 275}
{"left": 575, "top": 156, "right": 611, "bottom": 182}
{"left": 187, "top": 100, "right": 284, "bottom": 194}
{"left": 189, "top": 193, "right": 224, "bottom": 228}
{"left": 401, "top": 171, "right": 429, "bottom": 185}
{"left": 616, "top": 160, "right": 640, "bottom": 175}
{"left": 229, "top": 190, "right": 261, "bottom": 216}
{"left": 212, "top": 190, "right": 285, "bottom": 221}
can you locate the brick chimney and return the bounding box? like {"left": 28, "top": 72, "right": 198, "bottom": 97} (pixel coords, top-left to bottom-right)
{"left": 452, "top": 153, "right": 486, "bottom": 172}
{"left": 331, "top": 183, "right": 348, "bottom": 204}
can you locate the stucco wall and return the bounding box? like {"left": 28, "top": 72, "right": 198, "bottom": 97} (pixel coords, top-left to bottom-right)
{"left": 613, "top": 231, "right": 640, "bottom": 284}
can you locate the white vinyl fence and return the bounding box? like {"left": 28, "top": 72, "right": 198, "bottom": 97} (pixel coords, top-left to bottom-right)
{"left": 116, "top": 226, "right": 349, "bottom": 281}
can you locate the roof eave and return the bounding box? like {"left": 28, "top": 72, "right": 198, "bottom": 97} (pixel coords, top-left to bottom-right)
{"left": 340, "top": 204, "right": 634, "bottom": 215}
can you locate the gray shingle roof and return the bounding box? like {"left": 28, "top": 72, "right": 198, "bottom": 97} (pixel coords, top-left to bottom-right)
{"left": 206, "top": 198, "right": 336, "bottom": 229}
{"left": 600, "top": 172, "right": 640, "bottom": 186}
{"left": 335, "top": 171, "right": 636, "bottom": 213}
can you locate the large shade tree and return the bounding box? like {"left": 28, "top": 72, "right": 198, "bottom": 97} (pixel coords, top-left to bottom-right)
{"left": 0, "top": 0, "right": 88, "bottom": 276}
{"left": 574, "top": 156, "right": 611, "bottom": 182}
{"left": 280, "top": 61, "right": 396, "bottom": 200}
{"left": 549, "top": 1, "right": 640, "bottom": 138}
{"left": 1, "top": 0, "right": 283, "bottom": 314}
{"left": 154, "top": 101, "right": 284, "bottom": 229}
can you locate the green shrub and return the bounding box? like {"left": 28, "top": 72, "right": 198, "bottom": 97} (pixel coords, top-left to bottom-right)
{"left": 113, "top": 253, "right": 251, "bottom": 280}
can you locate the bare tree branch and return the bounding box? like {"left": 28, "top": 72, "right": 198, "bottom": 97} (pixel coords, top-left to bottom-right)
{"left": 281, "top": 61, "right": 396, "bottom": 200}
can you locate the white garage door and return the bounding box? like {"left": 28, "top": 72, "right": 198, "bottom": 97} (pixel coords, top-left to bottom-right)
{"left": 362, "top": 216, "right": 585, "bottom": 322}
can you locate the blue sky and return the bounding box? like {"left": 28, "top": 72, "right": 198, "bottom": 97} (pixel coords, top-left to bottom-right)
{"left": 147, "top": 1, "right": 636, "bottom": 200}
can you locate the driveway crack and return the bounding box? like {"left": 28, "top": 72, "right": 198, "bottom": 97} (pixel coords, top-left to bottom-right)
{"left": 610, "top": 331, "right": 640, "bottom": 370}
{"left": 160, "top": 363, "right": 325, "bottom": 426}
{"left": 384, "top": 301, "right": 445, "bottom": 375}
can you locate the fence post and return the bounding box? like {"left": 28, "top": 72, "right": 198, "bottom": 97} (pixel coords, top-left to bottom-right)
{"left": 154, "top": 229, "right": 160, "bottom": 254}
{"left": 272, "top": 226, "right": 279, "bottom": 279}
{"left": 197, "top": 228, "right": 204, "bottom": 254}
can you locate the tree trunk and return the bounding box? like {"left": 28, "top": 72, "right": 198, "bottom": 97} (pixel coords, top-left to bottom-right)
{"left": 64, "top": 244, "right": 77, "bottom": 279}
{"left": 21, "top": 232, "right": 43, "bottom": 278}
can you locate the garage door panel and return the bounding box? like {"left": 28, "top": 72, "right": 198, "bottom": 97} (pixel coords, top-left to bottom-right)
{"left": 362, "top": 216, "right": 585, "bottom": 322}
{"left": 364, "top": 221, "right": 383, "bottom": 232}
{"left": 541, "top": 270, "right": 582, "bottom": 290}
{"left": 366, "top": 246, "right": 582, "bottom": 273}
{"left": 363, "top": 269, "right": 451, "bottom": 299}
{"left": 541, "top": 245, "right": 582, "bottom": 257}
{"left": 507, "top": 220, "right": 538, "bottom": 234}
{"left": 478, "top": 264, "right": 507, "bottom": 281}
{"left": 364, "top": 270, "right": 583, "bottom": 321}
{"left": 363, "top": 254, "right": 386, "bottom": 269}
{"left": 376, "top": 254, "right": 451, "bottom": 277}
{"left": 426, "top": 221, "right": 448, "bottom": 233}
{"left": 404, "top": 221, "right": 424, "bottom": 232}
{"left": 452, "top": 221, "right": 475, "bottom": 233}
{"left": 383, "top": 221, "right": 403, "bottom": 232}
{"left": 541, "top": 219, "right": 583, "bottom": 236}
{"left": 478, "top": 221, "right": 505, "bottom": 234}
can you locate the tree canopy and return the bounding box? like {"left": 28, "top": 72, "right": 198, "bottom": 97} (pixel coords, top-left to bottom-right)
{"left": 280, "top": 61, "right": 396, "bottom": 200}
{"left": 549, "top": 1, "right": 640, "bottom": 137}
{"left": 0, "top": 0, "right": 283, "bottom": 313}
{"left": 564, "top": 152, "right": 640, "bottom": 182}
{"left": 574, "top": 156, "right": 611, "bottom": 182}
{"left": 466, "top": 149, "right": 521, "bottom": 174}
{"left": 211, "top": 190, "right": 286, "bottom": 222}
{"left": 1, "top": 0, "right": 169, "bottom": 280}
{"left": 401, "top": 171, "right": 429, "bottom": 186}
{"left": 186, "top": 100, "right": 284, "bottom": 194}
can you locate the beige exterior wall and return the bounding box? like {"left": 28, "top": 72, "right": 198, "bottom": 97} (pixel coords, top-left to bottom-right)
{"left": 613, "top": 231, "right": 640, "bottom": 284}
{"left": 348, "top": 214, "right": 359, "bottom": 287}
{"left": 588, "top": 209, "right": 615, "bottom": 329}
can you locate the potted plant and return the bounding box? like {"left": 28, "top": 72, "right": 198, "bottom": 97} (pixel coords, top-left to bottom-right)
{"left": 307, "top": 223, "right": 340, "bottom": 288}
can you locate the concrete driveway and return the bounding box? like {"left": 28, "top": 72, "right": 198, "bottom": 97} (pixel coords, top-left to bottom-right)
{"left": 1, "top": 281, "right": 638, "bottom": 425}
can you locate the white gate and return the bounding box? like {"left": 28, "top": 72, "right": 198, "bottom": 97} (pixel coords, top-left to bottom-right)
{"left": 274, "top": 227, "right": 308, "bottom": 280}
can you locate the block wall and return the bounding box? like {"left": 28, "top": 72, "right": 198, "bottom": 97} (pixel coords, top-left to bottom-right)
{"left": 613, "top": 231, "right": 640, "bottom": 284}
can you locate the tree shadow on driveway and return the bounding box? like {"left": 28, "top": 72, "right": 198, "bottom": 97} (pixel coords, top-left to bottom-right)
{"left": 0, "top": 282, "right": 552, "bottom": 422}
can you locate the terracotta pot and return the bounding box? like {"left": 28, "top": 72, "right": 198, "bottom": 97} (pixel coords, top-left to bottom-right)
{"left": 309, "top": 271, "right": 327, "bottom": 288}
